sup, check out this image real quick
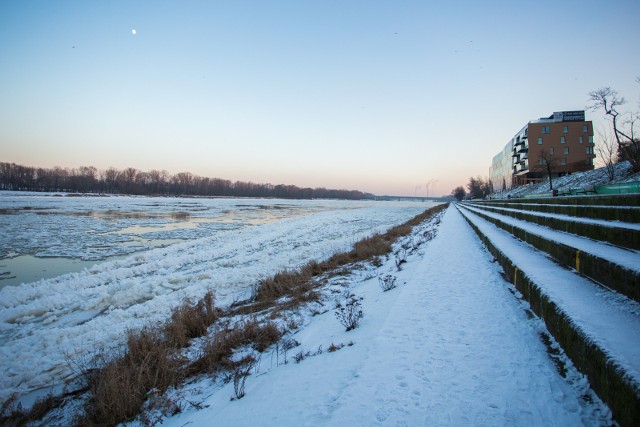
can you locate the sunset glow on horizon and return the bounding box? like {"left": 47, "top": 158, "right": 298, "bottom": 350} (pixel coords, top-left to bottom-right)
{"left": 1, "top": 1, "right": 639, "bottom": 196}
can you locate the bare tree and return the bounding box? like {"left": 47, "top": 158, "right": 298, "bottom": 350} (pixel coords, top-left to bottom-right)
{"left": 538, "top": 149, "right": 560, "bottom": 191}
{"left": 120, "top": 167, "right": 139, "bottom": 194}
{"left": 173, "top": 172, "right": 195, "bottom": 194}
{"left": 102, "top": 168, "right": 120, "bottom": 192}
{"left": 450, "top": 186, "right": 466, "bottom": 201}
{"left": 622, "top": 111, "right": 639, "bottom": 142}
{"left": 147, "top": 169, "right": 169, "bottom": 193}
{"left": 0, "top": 162, "right": 375, "bottom": 200}
{"left": 595, "top": 126, "right": 617, "bottom": 181}
{"left": 588, "top": 85, "right": 640, "bottom": 172}
{"left": 466, "top": 176, "right": 490, "bottom": 199}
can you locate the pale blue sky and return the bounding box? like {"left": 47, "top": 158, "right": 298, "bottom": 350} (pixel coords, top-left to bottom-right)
{"left": 1, "top": 0, "right": 639, "bottom": 196}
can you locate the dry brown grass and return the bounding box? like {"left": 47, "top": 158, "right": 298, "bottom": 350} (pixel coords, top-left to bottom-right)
{"left": 254, "top": 269, "right": 314, "bottom": 302}
{"left": 247, "top": 203, "right": 448, "bottom": 312}
{"left": 188, "top": 319, "right": 282, "bottom": 375}
{"left": 327, "top": 342, "right": 345, "bottom": 352}
{"left": 78, "top": 327, "right": 185, "bottom": 426}
{"left": 77, "top": 293, "right": 223, "bottom": 426}
{"left": 405, "top": 204, "right": 447, "bottom": 228}
{"left": 164, "top": 290, "right": 221, "bottom": 348}
{"left": 353, "top": 234, "right": 393, "bottom": 259}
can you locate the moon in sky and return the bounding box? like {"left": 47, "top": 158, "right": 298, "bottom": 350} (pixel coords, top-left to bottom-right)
{"left": 131, "top": 28, "right": 137, "bottom": 35}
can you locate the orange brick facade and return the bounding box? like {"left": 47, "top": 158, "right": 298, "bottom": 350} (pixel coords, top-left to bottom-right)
{"left": 491, "top": 111, "right": 595, "bottom": 191}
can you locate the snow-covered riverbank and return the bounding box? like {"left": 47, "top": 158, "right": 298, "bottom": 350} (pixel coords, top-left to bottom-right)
{"left": 154, "top": 205, "right": 612, "bottom": 426}
{"left": 0, "top": 194, "right": 433, "bottom": 404}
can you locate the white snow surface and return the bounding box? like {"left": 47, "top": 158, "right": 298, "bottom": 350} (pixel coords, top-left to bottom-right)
{"left": 491, "top": 161, "right": 640, "bottom": 199}
{"left": 0, "top": 195, "right": 434, "bottom": 403}
{"left": 151, "top": 207, "right": 611, "bottom": 427}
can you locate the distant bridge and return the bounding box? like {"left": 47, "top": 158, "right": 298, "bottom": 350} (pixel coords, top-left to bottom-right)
{"left": 374, "top": 195, "right": 453, "bottom": 202}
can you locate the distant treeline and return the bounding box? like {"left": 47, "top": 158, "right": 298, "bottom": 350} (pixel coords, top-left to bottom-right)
{"left": 0, "top": 162, "right": 374, "bottom": 200}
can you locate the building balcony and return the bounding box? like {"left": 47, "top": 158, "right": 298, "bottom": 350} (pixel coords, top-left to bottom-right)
{"left": 513, "top": 153, "right": 529, "bottom": 166}
{"left": 513, "top": 163, "right": 529, "bottom": 174}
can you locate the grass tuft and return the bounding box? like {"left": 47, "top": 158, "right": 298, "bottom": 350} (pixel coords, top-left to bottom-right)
{"left": 188, "top": 319, "right": 283, "bottom": 376}
{"left": 78, "top": 327, "right": 184, "bottom": 426}
{"left": 254, "top": 268, "right": 314, "bottom": 302}
{"left": 164, "top": 290, "right": 221, "bottom": 348}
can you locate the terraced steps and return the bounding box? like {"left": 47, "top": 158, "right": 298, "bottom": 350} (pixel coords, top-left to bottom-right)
{"left": 472, "top": 201, "right": 640, "bottom": 223}
{"left": 465, "top": 203, "right": 640, "bottom": 251}
{"left": 495, "top": 194, "right": 640, "bottom": 207}
{"left": 456, "top": 196, "right": 640, "bottom": 427}
{"left": 462, "top": 204, "right": 640, "bottom": 302}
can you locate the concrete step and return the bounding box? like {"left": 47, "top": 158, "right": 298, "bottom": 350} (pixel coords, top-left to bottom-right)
{"left": 472, "top": 200, "right": 640, "bottom": 223}
{"left": 489, "top": 194, "right": 640, "bottom": 207}
{"left": 459, "top": 204, "right": 640, "bottom": 304}
{"left": 456, "top": 205, "right": 640, "bottom": 427}
{"left": 466, "top": 202, "right": 640, "bottom": 250}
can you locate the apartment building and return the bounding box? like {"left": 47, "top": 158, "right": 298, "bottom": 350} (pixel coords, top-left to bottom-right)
{"left": 490, "top": 110, "right": 595, "bottom": 191}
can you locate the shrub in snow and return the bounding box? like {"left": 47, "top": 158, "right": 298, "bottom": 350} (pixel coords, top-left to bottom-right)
{"left": 231, "top": 355, "right": 256, "bottom": 400}
{"left": 327, "top": 341, "right": 354, "bottom": 352}
{"left": 378, "top": 275, "right": 397, "bottom": 292}
{"left": 280, "top": 338, "right": 300, "bottom": 365}
{"left": 327, "top": 342, "right": 345, "bottom": 352}
{"left": 335, "top": 291, "right": 364, "bottom": 331}
{"left": 294, "top": 349, "right": 310, "bottom": 363}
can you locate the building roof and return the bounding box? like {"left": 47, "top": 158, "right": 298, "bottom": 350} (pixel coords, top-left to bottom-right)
{"left": 531, "top": 110, "right": 586, "bottom": 124}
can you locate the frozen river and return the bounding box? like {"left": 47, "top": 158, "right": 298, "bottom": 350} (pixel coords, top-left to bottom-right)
{"left": 0, "top": 191, "right": 437, "bottom": 402}
{"left": 0, "top": 192, "right": 341, "bottom": 287}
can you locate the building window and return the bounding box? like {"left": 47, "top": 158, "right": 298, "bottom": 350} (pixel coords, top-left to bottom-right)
{"left": 561, "top": 158, "right": 567, "bottom": 165}
{"left": 542, "top": 126, "right": 551, "bottom": 134}
{"left": 564, "top": 147, "right": 569, "bottom": 155}
{"left": 538, "top": 137, "right": 543, "bottom": 145}
{"left": 539, "top": 158, "right": 547, "bottom": 166}
{"left": 560, "top": 136, "right": 566, "bottom": 144}
{"left": 583, "top": 125, "right": 588, "bottom": 133}
{"left": 586, "top": 146, "right": 594, "bottom": 154}
{"left": 588, "top": 135, "right": 594, "bottom": 143}
{"left": 563, "top": 126, "right": 568, "bottom": 133}
{"left": 549, "top": 147, "right": 554, "bottom": 155}
{"left": 579, "top": 136, "right": 584, "bottom": 144}
{"left": 587, "top": 157, "right": 594, "bottom": 165}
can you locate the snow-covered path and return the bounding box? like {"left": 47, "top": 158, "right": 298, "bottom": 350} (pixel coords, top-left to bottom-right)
{"left": 326, "top": 206, "right": 591, "bottom": 425}
{"left": 163, "top": 206, "right": 609, "bottom": 427}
